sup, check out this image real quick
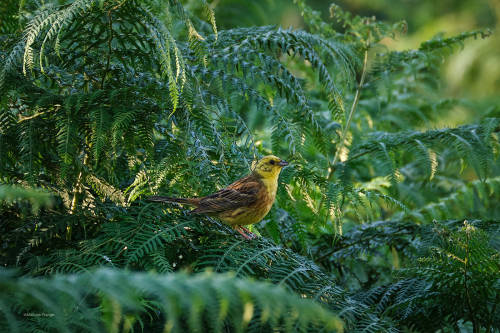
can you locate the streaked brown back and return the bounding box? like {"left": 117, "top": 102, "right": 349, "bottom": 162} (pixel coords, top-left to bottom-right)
{"left": 190, "top": 174, "right": 261, "bottom": 214}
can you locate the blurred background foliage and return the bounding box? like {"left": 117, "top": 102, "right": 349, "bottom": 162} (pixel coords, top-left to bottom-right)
{"left": 213, "top": 0, "right": 500, "bottom": 123}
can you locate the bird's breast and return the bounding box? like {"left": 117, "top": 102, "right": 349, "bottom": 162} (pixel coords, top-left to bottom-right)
{"left": 260, "top": 177, "right": 278, "bottom": 198}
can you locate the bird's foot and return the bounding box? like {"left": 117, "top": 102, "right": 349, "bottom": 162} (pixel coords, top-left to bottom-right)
{"left": 234, "top": 226, "right": 256, "bottom": 240}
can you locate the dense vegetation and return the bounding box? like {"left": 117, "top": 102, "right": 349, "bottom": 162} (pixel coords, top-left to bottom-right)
{"left": 1, "top": 0, "right": 499, "bottom": 332}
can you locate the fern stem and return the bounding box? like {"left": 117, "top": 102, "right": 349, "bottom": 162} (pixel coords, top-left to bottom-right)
{"left": 486, "top": 302, "right": 497, "bottom": 333}
{"left": 319, "top": 47, "right": 369, "bottom": 215}
{"left": 331, "top": 48, "right": 368, "bottom": 168}
{"left": 101, "top": 10, "right": 114, "bottom": 89}
{"left": 70, "top": 146, "right": 89, "bottom": 215}
{"left": 463, "top": 225, "right": 480, "bottom": 333}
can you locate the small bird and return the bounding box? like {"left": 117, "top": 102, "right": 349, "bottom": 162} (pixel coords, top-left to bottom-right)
{"left": 148, "top": 155, "right": 289, "bottom": 239}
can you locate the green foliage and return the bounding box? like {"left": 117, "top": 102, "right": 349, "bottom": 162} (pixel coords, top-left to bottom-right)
{"left": 195, "top": 236, "right": 395, "bottom": 331}
{"left": 1, "top": 0, "right": 499, "bottom": 332}
{"left": 0, "top": 268, "right": 343, "bottom": 333}
{"left": 358, "top": 221, "right": 500, "bottom": 332}
{"left": 4, "top": 204, "right": 394, "bottom": 330}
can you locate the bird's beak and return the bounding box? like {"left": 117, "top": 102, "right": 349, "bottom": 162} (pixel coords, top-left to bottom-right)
{"left": 278, "top": 160, "right": 289, "bottom": 167}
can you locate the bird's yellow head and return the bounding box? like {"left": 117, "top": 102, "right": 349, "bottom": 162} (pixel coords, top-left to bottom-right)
{"left": 252, "top": 155, "right": 289, "bottom": 179}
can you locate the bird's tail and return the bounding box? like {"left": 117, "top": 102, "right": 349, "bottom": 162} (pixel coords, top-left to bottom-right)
{"left": 147, "top": 196, "right": 197, "bottom": 205}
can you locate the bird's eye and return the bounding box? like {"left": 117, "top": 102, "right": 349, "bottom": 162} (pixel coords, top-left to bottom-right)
{"left": 269, "top": 160, "right": 275, "bottom": 165}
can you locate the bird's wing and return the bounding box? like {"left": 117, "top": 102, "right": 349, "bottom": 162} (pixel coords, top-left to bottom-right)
{"left": 191, "top": 175, "right": 260, "bottom": 214}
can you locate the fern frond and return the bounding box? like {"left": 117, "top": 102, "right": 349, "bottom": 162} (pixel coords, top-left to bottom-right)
{"left": 349, "top": 119, "right": 500, "bottom": 178}
{"left": 404, "top": 176, "right": 500, "bottom": 222}
{"left": 0, "top": 268, "right": 344, "bottom": 333}
{"left": 196, "top": 236, "right": 396, "bottom": 331}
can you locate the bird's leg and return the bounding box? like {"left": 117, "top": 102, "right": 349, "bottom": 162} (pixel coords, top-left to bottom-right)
{"left": 239, "top": 226, "right": 256, "bottom": 238}
{"left": 234, "top": 225, "right": 254, "bottom": 240}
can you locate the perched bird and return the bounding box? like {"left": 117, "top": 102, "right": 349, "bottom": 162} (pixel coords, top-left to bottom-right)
{"left": 148, "top": 155, "right": 289, "bottom": 239}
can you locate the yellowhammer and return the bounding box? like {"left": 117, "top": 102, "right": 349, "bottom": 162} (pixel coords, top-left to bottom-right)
{"left": 148, "top": 155, "right": 289, "bottom": 239}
